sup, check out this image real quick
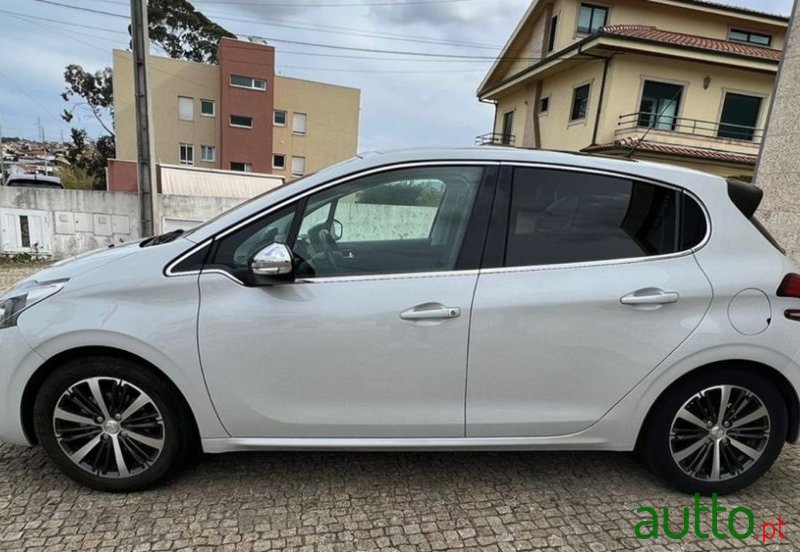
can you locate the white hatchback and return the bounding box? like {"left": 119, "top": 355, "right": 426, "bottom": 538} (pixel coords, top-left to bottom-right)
{"left": 1, "top": 148, "right": 798, "bottom": 494}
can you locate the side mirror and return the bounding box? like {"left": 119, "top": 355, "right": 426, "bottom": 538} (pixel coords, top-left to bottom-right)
{"left": 250, "top": 243, "right": 294, "bottom": 280}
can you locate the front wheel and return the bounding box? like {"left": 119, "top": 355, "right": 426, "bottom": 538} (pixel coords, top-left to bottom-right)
{"left": 641, "top": 367, "right": 787, "bottom": 495}
{"left": 34, "top": 356, "right": 194, "bottom": 492}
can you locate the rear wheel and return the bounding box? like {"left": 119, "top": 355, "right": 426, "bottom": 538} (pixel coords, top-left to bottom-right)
{"left": 34, "top": 356, "right": 194, "bottom": 492}
{"left": 641, "top": 367, "right": 787, "bottom": 495}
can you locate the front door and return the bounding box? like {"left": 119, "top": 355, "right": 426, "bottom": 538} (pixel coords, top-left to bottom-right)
{"left": 199, "top": 164, "right": 492, "bottom": 438}
{"left": 467, "top": 167, "right": 713, "bottom": 437}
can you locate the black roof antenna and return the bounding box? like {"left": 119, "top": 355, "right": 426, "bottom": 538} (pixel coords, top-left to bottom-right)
{"left": 625, "top": 89, "right": 684, "bottom": 159}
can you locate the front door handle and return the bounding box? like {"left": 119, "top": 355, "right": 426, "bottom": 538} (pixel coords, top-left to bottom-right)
{"left": 400, "top": 304, "right": 461, "bottom": 321}
{"left": 621, "top": 288, "right": 680, "bottom": 306}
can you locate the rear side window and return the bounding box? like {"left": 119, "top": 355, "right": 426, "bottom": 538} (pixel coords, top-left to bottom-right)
{"left": 504, "top": 168, "right": 706, "bottom": 267}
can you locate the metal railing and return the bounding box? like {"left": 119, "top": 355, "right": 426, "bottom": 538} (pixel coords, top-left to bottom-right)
{"left": 475, "top": 132, "right": 516, "bottom": 146}
{"left": 617, "top": 112, "right": 764, "bottom": 144}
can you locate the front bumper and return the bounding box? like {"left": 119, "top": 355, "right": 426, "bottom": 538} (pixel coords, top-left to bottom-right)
{"left": 0, "top": 326, "right": 43, "bottom": 446}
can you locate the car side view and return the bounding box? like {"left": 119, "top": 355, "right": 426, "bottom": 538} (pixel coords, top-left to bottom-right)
{"left": 1, "top": 148, "right": 798, "bottom": 494}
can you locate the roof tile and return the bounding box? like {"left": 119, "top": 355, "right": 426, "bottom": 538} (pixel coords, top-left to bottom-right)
{"left": 601, "top": 24, "right": 782, "bottom": 62}
{"left": 583, "top": 140, "right": 758, "bottom": 165}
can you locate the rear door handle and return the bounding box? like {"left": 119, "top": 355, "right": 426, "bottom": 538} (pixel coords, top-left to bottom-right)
{"left": 621, "top": 288, "right": 680, "bottom": 306}
{"left": 400, "top": 304, "right": 461, "bottom": 321}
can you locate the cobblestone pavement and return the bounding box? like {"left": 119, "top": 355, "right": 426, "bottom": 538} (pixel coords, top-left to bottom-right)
{"left": 1, "top": 264, "right": 799, "bottom": 551}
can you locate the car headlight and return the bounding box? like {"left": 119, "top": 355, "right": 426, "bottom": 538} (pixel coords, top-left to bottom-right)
{"left": 0, "top": 279, "right": 67, "bottom": 329}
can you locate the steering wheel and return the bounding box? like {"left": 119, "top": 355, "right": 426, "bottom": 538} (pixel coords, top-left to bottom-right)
{"left": 307, "top": 222, "right": 341, "bottom": 272}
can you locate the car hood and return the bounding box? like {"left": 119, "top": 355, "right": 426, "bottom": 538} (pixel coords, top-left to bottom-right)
{"left": 16, "top": 241, "right": 144, "bottom": 285}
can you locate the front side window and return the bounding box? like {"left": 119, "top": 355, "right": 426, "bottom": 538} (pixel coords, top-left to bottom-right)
{"left": 570, "top": 84, "right": 590, "bottom": 121}
{"left": 230, "top": 115, "right": 253, "bottom": 128}
{"left": 638, "top": 81, "right": 683, "bottom": 130}
{"left": 230, "top": 75, "right": 267, "bottom": 90}
{"left": 179, "top": 143, "right": 194, "bottom": 165}
{"left": 178, "top": 96, "right": 194, "bottom": 121}
{"left": 578, "top": 4, "right": 608, "bottom": 34}
{"left": 293, "top": 166, "right": 483, "bottom": 278}
{"left": 718, "top": 93, "right": 762, "bottom": 141}
{"left": 504, "top": 168, "right": 706, "bottom": 267}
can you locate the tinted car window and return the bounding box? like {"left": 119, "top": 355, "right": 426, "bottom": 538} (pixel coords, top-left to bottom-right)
{"left": 505, "top": 168, "right": 705, "bottom": 267}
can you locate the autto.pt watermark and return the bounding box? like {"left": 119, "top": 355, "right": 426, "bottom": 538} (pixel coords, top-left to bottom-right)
{"left": 635, "top": 494, "right": 787, "bottom": 543}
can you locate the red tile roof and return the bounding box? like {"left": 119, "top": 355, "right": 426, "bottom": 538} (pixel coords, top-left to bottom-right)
{"left": 600, "top": 25, "right": 782, "bottom": 62}
{"left": 583, "top": 140, "right": 758, "bottom": 165}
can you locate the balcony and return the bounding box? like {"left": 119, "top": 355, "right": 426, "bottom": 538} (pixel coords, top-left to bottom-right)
{"left": 615, "top": 112, "right": 763, "bottom": 156}
{"left": 475, "top": 132, "right": 516, "bottom": 147}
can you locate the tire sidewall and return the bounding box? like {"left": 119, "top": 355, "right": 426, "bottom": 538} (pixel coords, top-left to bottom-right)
{"left": 34, "top": 356, "right": 187, "bottom": 492}
{"left": 643, "top": 367, "right": 787, "bottom": 496}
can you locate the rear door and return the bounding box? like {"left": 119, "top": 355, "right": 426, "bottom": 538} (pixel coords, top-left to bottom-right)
{"left": 466, "top": 166, "right": 713, "bottom": 437}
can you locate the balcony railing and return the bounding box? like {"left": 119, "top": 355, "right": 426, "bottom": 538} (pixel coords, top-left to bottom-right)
{"left": 475, "top": 132, "right": 516, "bottom": 146}
{"left": 618, "top": 112, "right": 764, "bottom": 144}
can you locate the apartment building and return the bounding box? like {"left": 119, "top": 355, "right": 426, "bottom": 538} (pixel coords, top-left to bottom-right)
{"left": 477, "top": 0, "right": 788, "bottom": 180}
{"left": 113, "top": 37, "right": 361, "bottom": 183}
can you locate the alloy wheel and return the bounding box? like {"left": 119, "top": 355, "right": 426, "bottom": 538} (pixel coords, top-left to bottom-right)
{"left": 669, "top": 384, "right": 771, "bottom": 482}
{"left": 52, "top": 377, "right": 165, "bottom": 478}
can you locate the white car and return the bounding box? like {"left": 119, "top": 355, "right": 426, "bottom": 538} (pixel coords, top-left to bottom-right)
{"left": 1, "top": 148, "right": 798, "bottom": 494}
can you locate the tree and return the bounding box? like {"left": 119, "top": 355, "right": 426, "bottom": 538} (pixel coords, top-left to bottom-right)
{"left": 148, "top": 0, "right": 236, "bottom": 64}
{"left": 60, "top": 1, "right": 234, "bottom": 187}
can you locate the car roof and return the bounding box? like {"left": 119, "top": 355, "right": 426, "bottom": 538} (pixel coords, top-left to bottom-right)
{"left": 7, "top": 174, "right": 63, "bottom": 184}
{"left": 182, "top": 147, "right": 723, "bottom": 243}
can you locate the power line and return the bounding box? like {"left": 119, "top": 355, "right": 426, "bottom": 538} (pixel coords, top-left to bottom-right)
{"left": 0, "top": 69, "right": 67, "bottom": 125}
{"left": 107, "top": 0, "right": 472, "bottom": 6}
{"left": 0, "top": 8, "right": 128, "bottom": 34}
{"left": 29, "top": 0, "right": 128, "bottom": 18}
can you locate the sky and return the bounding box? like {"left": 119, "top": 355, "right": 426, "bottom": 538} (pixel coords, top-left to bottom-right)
{"left": 0, "top": 0, "right": 794, "bottom": 152}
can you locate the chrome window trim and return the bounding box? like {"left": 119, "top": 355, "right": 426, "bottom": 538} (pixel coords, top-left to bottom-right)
{"left": 166, "top": 159, "right": 711, "bottom": 281}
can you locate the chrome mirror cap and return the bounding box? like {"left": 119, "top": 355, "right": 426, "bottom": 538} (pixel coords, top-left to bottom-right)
{"left": 250, "top": 243, "right": 294, "bottom": 276}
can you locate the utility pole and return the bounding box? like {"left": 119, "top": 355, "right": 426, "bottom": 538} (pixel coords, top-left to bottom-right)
{"left": 130, "top": 0, "right": 158, "bottom": 237}
{"left": 0, "top": 119, "right": 5, "bottom": 186}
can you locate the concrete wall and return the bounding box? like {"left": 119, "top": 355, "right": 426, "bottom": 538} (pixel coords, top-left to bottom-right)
{"left": 756, "top": 1, "right": 800, "bottom": 259}
{"left": 0, "top": 187, "right": 253, "bottom": 259}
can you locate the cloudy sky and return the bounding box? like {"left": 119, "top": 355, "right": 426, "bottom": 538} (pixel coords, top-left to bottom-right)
{"left": 0, "top": 0, "right": 793, "bottom": 152}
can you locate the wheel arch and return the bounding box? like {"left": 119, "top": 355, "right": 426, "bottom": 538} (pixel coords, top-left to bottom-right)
{"left": 635, "top": 359, "right": 800, "bottom": 450}
{"left": 21, "top": 345, "right": 201, "bottom": 449}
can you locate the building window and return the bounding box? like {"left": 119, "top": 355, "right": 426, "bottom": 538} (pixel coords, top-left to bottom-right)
{"left": 200, "top": 99, "right": 215, "bottom": 117}
{"left": 178, "top": 96, "right": 194, "bottom": 121}
{"left": 547, "top": 16, "right": 558, "bottom": 52}
{"left": 200, "top": 145, "right": 216, "bottom": 162}
{"left": 274, "top": 110, "right": 287, "bottom": 126}
{"left": 230, "top": 75, "right": 267, "bottom": 90}
{"left": 291, "top": 156, "right": 306, "bottom": 177}
{"left": 292, "top": 113, "right": 307, "bottom": 135}
{"left": 230, "top": 115, "right": 253, "bottom": 128}
{"left": 230, "top": 162, "right": 253, "bottom": 172}
{"left": 570, "top": 84, "right": 590, "bottom": 121}
{"left": 501, "top": 111, "right": 514, "bottom": 145}
{"left": 273, "top": 154, "right": 286, "bottom": 170}
{"left": 179, "top": 143, "right": 194, "bottom": 165}
{"left": 718, "top": 93, "right": 762, "bottom": 141}
{"left": 577, "top": 4, "right": 608, "bottom": 34}
{"left": 729, "top": 29, "right": 772, "bottom": 46}
{"left": 539, "top": 96, "right": 550, "bottom": 114}
{"left": 638, "top": 81, "right": 683, "bottom": 130}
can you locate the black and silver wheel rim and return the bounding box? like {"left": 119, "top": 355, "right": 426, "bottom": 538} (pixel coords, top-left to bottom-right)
{"left": 52, "top": 377, "right": 165, "bottom": 479}
{"left": 670, "top": 384, "right": 770, "bottom": 482}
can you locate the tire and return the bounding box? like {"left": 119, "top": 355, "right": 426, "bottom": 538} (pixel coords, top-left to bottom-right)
{"left": 640, "top": 366, "right": 787, "bottom": 496}
{"left": 34, "top": 356, "right": 195, "bottom": 492}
